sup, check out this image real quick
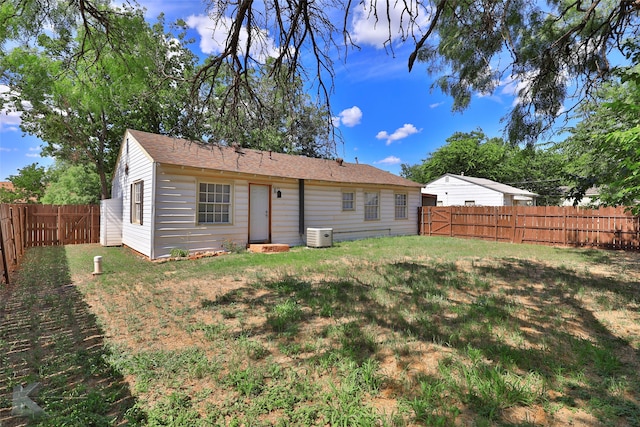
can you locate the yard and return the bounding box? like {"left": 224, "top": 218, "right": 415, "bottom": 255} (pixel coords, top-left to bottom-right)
{"left": 1, "top": 236, "right": 640, "bottom": 426}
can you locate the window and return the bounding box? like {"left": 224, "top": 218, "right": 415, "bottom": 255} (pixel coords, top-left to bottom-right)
{"left": 465, "top": 200, "right": 476, "bottom": 206}
{"left": 364, "top": 191, "right": 379, "bottom": 221}
{"left": 342, "top": 191, "right": 355, "bottom": 211}
{"left": 395, "top": 193, "right": 408, "bottom": 219}
{"left": 198, "top": 182, "right": 232, "bottom": 224}
{"left": 131, "top": 181, "right": 143, "bottom": 224}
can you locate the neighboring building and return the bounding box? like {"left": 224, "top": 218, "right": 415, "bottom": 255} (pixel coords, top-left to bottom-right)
{"left": 0, "top": 182, "right": 14, "bottom": 192}
{"left": 101, "top": 129, "right": 423, "bottom": 259}
{"left": 422, "top": 173, "right": 538, "bottom": 206}
{"left": 560, "top": 186, "right": 601, "bottom": 207}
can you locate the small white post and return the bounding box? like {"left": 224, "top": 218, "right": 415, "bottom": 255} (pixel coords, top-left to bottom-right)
{"left": 93, "top": 256, "right": 103, "bottom": 275}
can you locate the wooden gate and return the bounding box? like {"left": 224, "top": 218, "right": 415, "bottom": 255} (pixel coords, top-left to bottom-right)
{"left": 421, "top": 207, "right": 451, "bottom": 236}
{"left": 25, "top": 205, "right": 100, "bottom": 247}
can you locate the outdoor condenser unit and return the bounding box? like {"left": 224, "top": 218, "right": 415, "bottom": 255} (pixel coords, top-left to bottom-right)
{"left": 306, "top": 228, "right": 333, "bottom": 248}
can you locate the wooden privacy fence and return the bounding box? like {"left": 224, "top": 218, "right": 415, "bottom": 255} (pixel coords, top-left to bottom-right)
{"left": 0, "top": 204, "right": 100, "bottom": 284}
{"left": 419, "top": 206, "right": 640, "bottom": 251}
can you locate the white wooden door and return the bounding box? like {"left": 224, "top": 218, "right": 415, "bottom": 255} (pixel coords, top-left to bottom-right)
{"left": 249, "top": 184, "right": 270, "bottom": 243}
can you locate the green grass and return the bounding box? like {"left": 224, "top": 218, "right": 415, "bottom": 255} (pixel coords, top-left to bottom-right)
{"left": 2, "top": 235, "right": 640, "bottom": 426}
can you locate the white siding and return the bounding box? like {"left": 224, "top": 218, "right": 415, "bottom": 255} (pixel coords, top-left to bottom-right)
{"left": 100, "top": 198, "right": 122, "bottom": 246}
{"left": 151, "top": 171, "right": 420, "bottom": 257}
{"left": 303, "top": 184, "right": 419, "bottom": 243}
{"left": 111, "top": 133, "right": 154, "bottom": 257}
{"left": 153, "top": 167, "right": 251, "bottom": 258}
{"left": 423, "top": 176, "right": 504, "bottom": 206}
{"left": 271, "top": 181, "right": 303, "bottom": 245}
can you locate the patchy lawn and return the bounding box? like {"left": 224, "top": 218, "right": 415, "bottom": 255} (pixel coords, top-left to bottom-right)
{"left": 0, "top": 246, "right": 135, "bottom": 427}
{"left": 2, "top": 236, "right": 640, "bottom": 426}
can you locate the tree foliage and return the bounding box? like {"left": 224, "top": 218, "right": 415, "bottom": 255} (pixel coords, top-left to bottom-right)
{"left": 557, "top": 49, "right": 640, "bottom": 211}
{"left": 0, "top": 163, "right": 47, "bottom": 203}
{"left": 4, "top": 0, "right": 637, "bottom": 143}
{"left": 401, "top": 130, "right": 566, "bottom": 205}
{"left": 2, "top": 3, "right": 336, "bottom": 200}
{"left": 1, "top": 8, "right": 202, "bottom": 199}
{"left": 41, "top": 163, "right": 101, "bottom": 205}
{"left": 196, "top": 59, "right": 334, "bottom": 158}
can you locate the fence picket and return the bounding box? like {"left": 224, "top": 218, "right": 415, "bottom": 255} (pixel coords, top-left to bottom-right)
{"left": 419, "top": 206, "right": 640, "bottom": 251}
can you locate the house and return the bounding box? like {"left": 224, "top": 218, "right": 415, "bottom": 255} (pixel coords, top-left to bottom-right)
{"left": 422, "top": 173, "right": 537, "bottom": 206}
{"left": 560, "top": 186, "right": 600, "bottom": 207}
{"left": 101, "top": 129, "right": 423, "bottom": 259}
{"left": 0, "top": 182, "right": 14, "bottom": 192}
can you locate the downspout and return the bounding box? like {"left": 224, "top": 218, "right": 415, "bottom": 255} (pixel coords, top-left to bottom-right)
{"left": 149, "top": 162, "right": 157, "bottom": 260}
{"left": 299, "top": 179, "right": 305, "bottom": 235}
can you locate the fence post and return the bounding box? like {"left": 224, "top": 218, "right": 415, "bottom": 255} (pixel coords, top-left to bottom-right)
{"left": 511, "top": 207, "right": 516, "bottom": 243}
{"left": 0, "top": 206, "right": 9, "bottom": 285}
{"left": 57, "top": 206, "right": 62, "bottom": 245}
{"left": 563, "top": 207, "right": 567, "bottom": 246}
{"left": 449, "top": 207, "right": 453, "bottom": 237}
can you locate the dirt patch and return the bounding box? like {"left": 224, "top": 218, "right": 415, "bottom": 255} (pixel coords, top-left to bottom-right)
{"left": 54, "top": 245, "right": 640, "bottom": 424}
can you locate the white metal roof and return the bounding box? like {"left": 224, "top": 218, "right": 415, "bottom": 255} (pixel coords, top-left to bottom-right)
{"left": 424, "top": 173, "right": 538, "bottom": 196}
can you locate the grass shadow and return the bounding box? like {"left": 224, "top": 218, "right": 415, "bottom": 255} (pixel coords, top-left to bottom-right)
{"left": 240, "top": 257, "right": 640, "bottom": 425}
{"left": 0, "top": 246, "right": 137, "bottom": 426}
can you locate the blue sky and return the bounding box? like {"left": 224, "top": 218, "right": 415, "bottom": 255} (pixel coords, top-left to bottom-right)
{"left": 0, "top": 0, "right": 523, "bottom": 181}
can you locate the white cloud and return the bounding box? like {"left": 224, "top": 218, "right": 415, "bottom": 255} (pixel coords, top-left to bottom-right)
{"left": 1, "top": 85, "right": 22, "bottom": 132}
{"left": 25, "top": 146, "right": 42, "bottom": 158}
{"left": 186, "top": 14, "right": 278, "bottom": 60}
{"left": 0, "top": 110, "right": 22, "bottom": 133}
{"left": 498, "top": 71, "right": 569, "bottom": 117}
{"left": 429, "top": 102, "right": 444, "bottom": 109}
{"left": 351, "top": 1, "right": 432, "bottom": 49}
{"left": 374, "top": 156, "right": 402, "bottom": 165}
{"left": 376, "top": 123, "right": 421, "bottom": 145}
{"left": 500, "top": 74, "right": 530, "bottom": 106}
{"left": 334, "top": 106, "right": 363, "bottom": 128}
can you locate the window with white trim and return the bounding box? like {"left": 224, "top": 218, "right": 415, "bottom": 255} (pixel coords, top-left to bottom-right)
{"left": 131, "top": 181, "right": 143, "bottom": 224}
{"left": 198, "top": 183, "right": 232, "bottom": 224}
{"left": 342, "top": 191, "right": 355, "bottom": 211}
{"left": 364, "top": 191, "right": 379, "bottom": 221}
{"left": 465, "top": 200, "right": 476, "bottom": 206}
{"left": 395, "top": 193, "right": 408, "bottom": 219}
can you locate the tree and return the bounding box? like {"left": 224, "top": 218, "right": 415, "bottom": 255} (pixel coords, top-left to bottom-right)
{"left": 0, "top": 163, "right": 47, "bottom": 203}
{"left": 557, "top": 55, "right": 640, "bottom": 211}
{"left": 2, "top": 4, "right": 337, "bottom": 203}
{"left": 41, "top": 163, "right": 101, "bottom": 205}
{"left": 401, "top": 130, "right": 566, "bottom": 204}
{"left": 1, "top": 8, "right": 201, "bottom": 199}
{"left": 400, "top": 130, "right": 520, "bottom": 183}
{"left": 205, "top": 60, "right": 334, "bottom": 158}
{"left": 4, "top": 0, "right": 637, "bottom": 144}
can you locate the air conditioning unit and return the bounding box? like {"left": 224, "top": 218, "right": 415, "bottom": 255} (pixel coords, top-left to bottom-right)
{"left": 307, "top": 228, "right": 333, "bottom": 248}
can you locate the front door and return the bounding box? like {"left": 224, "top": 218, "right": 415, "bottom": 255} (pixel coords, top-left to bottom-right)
{"left": 249, "top": 184, "right": 270, "bottom": 243}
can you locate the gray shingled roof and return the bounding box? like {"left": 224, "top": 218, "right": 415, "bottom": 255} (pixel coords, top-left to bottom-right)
{"left": 128, "top": 129, "right": 422, "bottom": 188}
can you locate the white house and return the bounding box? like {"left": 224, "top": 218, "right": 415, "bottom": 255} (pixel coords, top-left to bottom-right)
{"left": 101, "top": 129, "right": 423, "bottom": 259}
{"left": 560, "top": 186, "right": 601, "bottom": 207}
{"left": 422, "top": 173, "right": 538, "bottom": 206}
